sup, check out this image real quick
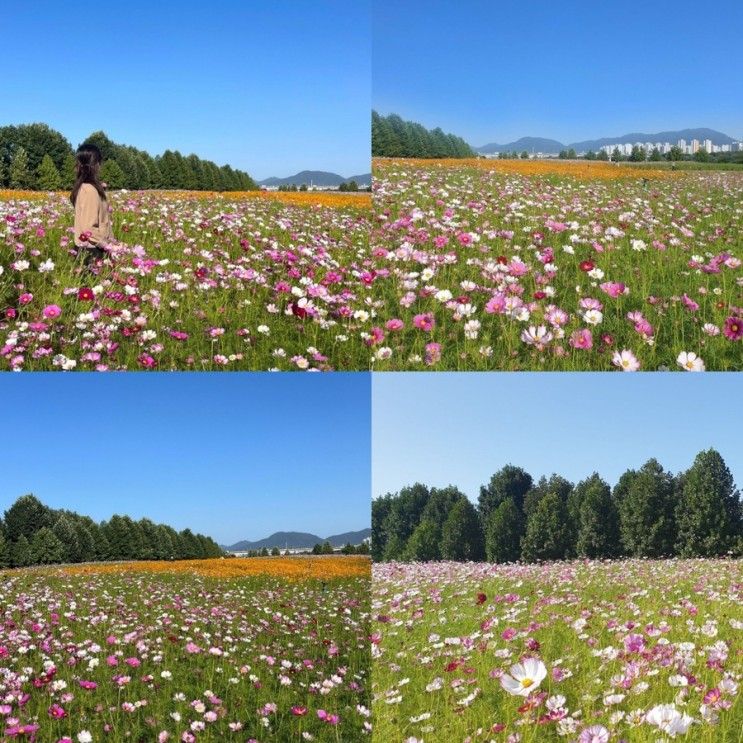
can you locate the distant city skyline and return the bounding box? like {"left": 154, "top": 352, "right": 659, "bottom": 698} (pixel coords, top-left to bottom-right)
{"left": 374, "top": 0, "right": 743, "bottom": 146}
{"left": 2, "top": 1, "right": 370, "bottom": 180}
{"left": 0, "top": 374, "right": 371, "bottom": 544}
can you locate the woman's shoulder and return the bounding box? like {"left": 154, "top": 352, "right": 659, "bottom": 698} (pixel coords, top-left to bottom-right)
{"left": 79, "top": 182, "right": 97, "bottom": 192}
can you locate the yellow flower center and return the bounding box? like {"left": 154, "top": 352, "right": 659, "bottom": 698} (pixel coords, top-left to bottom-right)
{"left": 520, "top": 677, "right": 534, "bottom": 688}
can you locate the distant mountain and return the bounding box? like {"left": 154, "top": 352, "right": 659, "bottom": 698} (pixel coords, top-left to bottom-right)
{"left": 223, "top": 528, "right": 371, "bottom": 552}
{"left": 258, "top": 170, "right": 371, "bottom": 187}
{"left": 568, "top": 128, "right": 735, "bottom": 152}
{"left": 476, "top": 137, "right": 566, "bottom": 154}
{"left": 476, "top": 129, "right": 737, "bottom": 155}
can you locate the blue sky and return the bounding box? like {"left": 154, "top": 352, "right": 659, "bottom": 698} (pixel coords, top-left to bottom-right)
{"left": 373, "top": 0, "right": 743, "bottom": 146}
{"left": 0, "top": 374, "right": 370, "bottom": 544}
{"left": 2, "top": 0, "right": 370, "bottom": 180}
{"left": 373, "top": 373, "right": 742, "bottom": 501}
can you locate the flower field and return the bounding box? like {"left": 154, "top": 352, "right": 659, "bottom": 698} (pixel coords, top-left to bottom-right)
{"left": 372, "top": 559, "right": 742, "bottom": 742}
{"left": 370, "top": 159, "right": 742, "bottom": 370}
{"left": 0, "top": 190, "right": 372, "bottom": 371}
{"left": 0, "top": 557, "right": 371, "bottom": 741}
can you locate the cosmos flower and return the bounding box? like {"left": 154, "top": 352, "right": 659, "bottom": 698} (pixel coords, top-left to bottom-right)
{"left": 500, "top": 658, "right": 547, "bottom": 697}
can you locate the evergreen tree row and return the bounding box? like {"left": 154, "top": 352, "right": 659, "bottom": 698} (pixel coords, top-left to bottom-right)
{"left": 0, "top": 123, "right": 257, "bottom": 191}
{"left": 372, "top": 450, "right": 743, "bottom": 563}
{"left": 0, "top": 494, "right": 224, "bottom": 569}
{"left": 372, "top": 111, "right": 474, "bottom": 159}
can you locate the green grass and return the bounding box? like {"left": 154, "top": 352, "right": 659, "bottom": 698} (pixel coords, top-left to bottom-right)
{"left": 372, "top": 559, "right": 743, "bottom": 742}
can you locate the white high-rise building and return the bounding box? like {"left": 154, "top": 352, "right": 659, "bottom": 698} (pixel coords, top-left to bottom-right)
{"left": 703, "top": 139, "right": 713, "bottom": 153}
{"left": 691, "top": 139, "right": 700, "bottom": 153}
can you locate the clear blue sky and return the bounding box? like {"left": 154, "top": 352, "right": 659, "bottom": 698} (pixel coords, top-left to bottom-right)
{"left": 2, "top": 0, "right": 370, "bottom": 180}
{"left": 373, "top": 0, "right": 743, "bottom": 146}
{"left": 373, "top": 374, "right": 742, "bottom": 501}
{"left": 0, "top": 374, "right": 370, "bottom": 544}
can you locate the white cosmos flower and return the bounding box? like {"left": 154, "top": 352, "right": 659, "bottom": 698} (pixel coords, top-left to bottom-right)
{"left": 677, "top": 351, "right": 705, "bottom": 371}
{"left": 645, "top": 704, "right": 695, "bottom": 737}
{"left": 500, "top": 658, "right": 547, "bottom": 696}
{"left": 582, "top": 309, "right": 603, "bottom": 325}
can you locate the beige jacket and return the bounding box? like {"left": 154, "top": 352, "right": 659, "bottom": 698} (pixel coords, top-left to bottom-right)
{"left": 74, "top": 183, "right": 114, "bottom": 247}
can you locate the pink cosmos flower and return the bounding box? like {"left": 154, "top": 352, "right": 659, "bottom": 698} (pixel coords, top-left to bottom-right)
{"left": 569, "top": 329, "right": 593, "bottom": 350}
{"left": 413, "top": 313, "right": 435, "bottom": 332}
{"left": 42, "top": 304, "right": 62, "bottom": 319}
{"left": 723, "top": 316, "right": 742, "bottom": 340}
{"left": 599, "top": 281, "right": 626, "bottom": 298}
{"left": 385, "top": 318, "right": 404, "bottom": 331}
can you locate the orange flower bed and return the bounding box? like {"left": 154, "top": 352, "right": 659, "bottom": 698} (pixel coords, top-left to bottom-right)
{"left": 0, "top": 189, "right": 371, "bottom": 209}
{"left": 374, "top": 157, "right": 676, "bottom": 181}
{"left": 59, "top": 555, "right": 371, "bottom": 580}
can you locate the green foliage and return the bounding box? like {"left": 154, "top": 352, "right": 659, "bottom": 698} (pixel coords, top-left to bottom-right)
{"left": 404, "top": 519, "right": 441, "bottom": 561}
{"left": 270, "top": 546, "right": 281, "bottom": 556}
{"left": 35, "top": 153, "right": 62, "bottom": 190}
{"left": 10, "top": 535, "right": 32, "bottom": 567}
{"left": 0, "top": 123, "right": 256, "bottom": 192}
{"left": 52, "top": 515, "right": 80, "bottom": 563}
{"left": 441, "top": 499, "right": 485, "bottom": 561}
{"left": 4, "top": 494, "right": 53, "bottom": 541}
{"left": 9, "top": 146, "right": 34, "bottom": 189}
{"left": 100, "top": 159, "right": 126, "bottom": 189}
{"left": 484, "top": 498, "right": 523, "bottom": 562}
{"left": 667, "top": 145, "right": 683, "bottom": 161}
{"left": 676, "top": 449, "right": 741, "bottom": 556}
{"left": 522, "top": 493, "right": 570, "bottom": 562}
{"left": 618, "top": 459, "right": 677, "bottom": 557}
{"left": 478, "top": 465, "right": 532, "bottom": 523}
{"left": 523, "top": 475, "right": 573, "bottom": 517}
{"left": 321, "top": 541, "right": 334, "bottom": 555}
{"left": 0, "top": 530, "right": 8, "bottom": 568}
{"left": 29, "top": 527, "right": 65, "bottom": 564}
{"left": 596, "top": 149, "right": 609, "bottom": 161}
{"left": 372, "top": 110, "right": 474, "bottom": 159}
{"left": 629, "top": 145, "right": 647, "bottom": 162}
{"left": 575, "top": 474, "right": 620, "bottom": 558}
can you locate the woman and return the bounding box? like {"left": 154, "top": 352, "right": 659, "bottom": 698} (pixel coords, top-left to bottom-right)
{"left": 70, "top": 143, "right": 114, "bottom": 266}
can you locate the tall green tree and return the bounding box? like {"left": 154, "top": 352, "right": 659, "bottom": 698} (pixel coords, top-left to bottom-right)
{"left": 441, "top": 498, "right": 485, "bottom": 561}
{"left": 52, "top": 515, "right": 80, "bottom": 563}
{"left": 478, "top": 465, "right": 532, "bottom": 523}
{"left": 30, "top": 527, "right": 65, "bottom": 564}
{"left": 404, "top": 520, "right": 441, "bottom": 561}
{"left": 522, "top": 493, "right": 570, "bottom": 562}
{"left": 484, "top": 497, "right": 523, "bottom": 562}
{"left": 4, "top": 494, "right": 53, "bottom": 541}
{"left": 676, "top": 449, "right": 741, "bottom": 556}
{"left": 9, "top": 146, "right": 34, "bottom": 189}
{"left": 575, "top": 474, "right": 620, "bottom": 558}
{"left": 10, "top": 535, "right": 32, "bottom": 567}
{"left": 100, "top": 159, "right": 125, "bottom": 189}
{"left": 618, "top": 459, "right": 676, "bottom": 556}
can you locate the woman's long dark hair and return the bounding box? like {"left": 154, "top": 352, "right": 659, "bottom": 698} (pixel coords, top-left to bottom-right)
{"left": 70, "top": 143, "right": 106, "bottom": 205}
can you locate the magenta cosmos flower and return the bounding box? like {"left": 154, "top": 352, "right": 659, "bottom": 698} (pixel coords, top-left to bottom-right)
{"left": 723, "top": 316, "right": 742, "bottom": 340}
{"left": 42, "top": 304, "right": 62, "bottom": 319}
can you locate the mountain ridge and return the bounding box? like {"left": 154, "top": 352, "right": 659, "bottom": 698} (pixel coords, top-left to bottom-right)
{"left": 258, "top": 170, "right": 371, "bottom": 187}
{"left": 223, "top": 528, "right": 371, "bottom": 551}
{"left": 476, "top": 128, "right": 737, "bottom": 154}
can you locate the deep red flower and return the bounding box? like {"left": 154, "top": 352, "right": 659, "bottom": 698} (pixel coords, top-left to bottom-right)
{"left": 579, "top": 260, "right": 595, "bottom": 272}
{"left": 77, "top": 287, "right": 94, "bottom": 301}
{"left": 533, "top": 291, "right": 546, "bottom": 300}
{"left": 476, "top": 592, "right": 487, "bottom": 605}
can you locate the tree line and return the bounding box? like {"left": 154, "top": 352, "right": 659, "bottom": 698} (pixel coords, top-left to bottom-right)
{"left": 372, "top": 111, "right": 474, "bottom": 159}
{"left": 0, "top": 494, "right": 223, "bottom": 568}
{"left": 372, "top": 449, "right": 743, "bottom": 563}
{"left": 0, "top": 123, "right": 257, "bottom": 192}
{"left": 237, "top": 541, "right": 370, "bottom": 557}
